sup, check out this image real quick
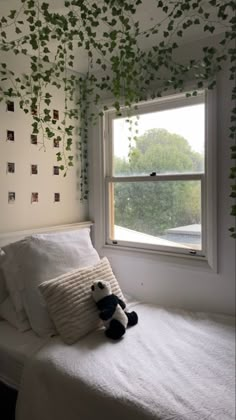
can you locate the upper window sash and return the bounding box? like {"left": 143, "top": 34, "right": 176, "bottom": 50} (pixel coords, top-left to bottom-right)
{"left": 104, "top": 91, "right": 206, "bottom": 178}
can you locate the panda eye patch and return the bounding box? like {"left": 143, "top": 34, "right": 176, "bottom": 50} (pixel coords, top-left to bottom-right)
{"left": 98, "top": 282, "right": 104, "bottom": 289}
{"left": 91, "top": 285, "right": 95, "bottom": 291}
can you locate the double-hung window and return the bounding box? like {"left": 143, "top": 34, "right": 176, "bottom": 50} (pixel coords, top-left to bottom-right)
{"left": 103, "top": 90, "right": 216, "bottom": 264}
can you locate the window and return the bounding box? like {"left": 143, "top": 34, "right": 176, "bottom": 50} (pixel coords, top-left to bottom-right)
{"left": 103, "top": 91, "right": 216, "bottom": 263}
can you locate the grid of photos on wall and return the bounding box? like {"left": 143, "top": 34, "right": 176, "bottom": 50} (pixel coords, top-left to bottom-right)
{"left": 3, "top": 101, "right": 63, "bottom": 205}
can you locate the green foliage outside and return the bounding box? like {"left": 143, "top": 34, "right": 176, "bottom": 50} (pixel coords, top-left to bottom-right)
{"left": 114, "top": 129, "right": 203, "bottom": 236}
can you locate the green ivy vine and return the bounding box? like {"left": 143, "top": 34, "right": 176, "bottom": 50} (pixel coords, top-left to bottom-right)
{"left": 0, "top": 0, "right": 235, "bottom": 236}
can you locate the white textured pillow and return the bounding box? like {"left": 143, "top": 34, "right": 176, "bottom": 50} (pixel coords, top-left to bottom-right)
{"left": 0, "top": 241, "right": 31, "bottom": 317}
{"left": 0, "top": 251, "right": 29, "bottom": 325}
{"left": 39, "top": 257, "right": 125, "bottom": 344}
{"left": 1, "top": 228, "right": 100, "bottom": 337}
{"left": 0, "top": 297, "right": 31, "bottom": 332}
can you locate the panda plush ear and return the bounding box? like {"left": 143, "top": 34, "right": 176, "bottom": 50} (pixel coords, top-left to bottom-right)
{"left": 91, "top": 284, "right": 95, "bottom": 291}
{"left": 98, "top": 281, "right": 104, "bottom": 289}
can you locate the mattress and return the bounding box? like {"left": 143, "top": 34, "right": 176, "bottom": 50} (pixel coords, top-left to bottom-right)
{"left": 0, "top": 320, "right": 48, "bottom": 389}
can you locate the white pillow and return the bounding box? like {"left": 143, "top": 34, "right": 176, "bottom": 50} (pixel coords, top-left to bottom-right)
{"left": 1, "top": 228, "right": 100, "bottom": 337}
{"left": 0, "top": 297, "right": 31, "bottom": 332}
{"left": 0, "top": 243, "right": 28, "bottom": 318}
{"left": 39, "top": 257, "right": 125, "bottom": 344}
{"left": 0, "top": 259, "right": 29, "bottom": 325}
{"left": 0, "top": 244, "right": 36, "bottom": 328}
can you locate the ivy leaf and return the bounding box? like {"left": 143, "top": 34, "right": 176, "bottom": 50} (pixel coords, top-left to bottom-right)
{"left": 9, "top": 10, "right": 17, "bottom": 19}
{"left": 27, "top": 16, "right": 34, "bottom": 24}
{"left": 110, "top": 30, "right": 117, "bottom": 40}
{"left": 27, "top": 0, "right": 35, "bottom": 8}
{"left": 230, "top": 205, "right": 236, "bottom": 216}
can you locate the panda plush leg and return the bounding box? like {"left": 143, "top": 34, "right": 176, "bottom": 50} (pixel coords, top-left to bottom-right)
{"left": 126, "top": 311, "right": 138, "bottom": 327}
{"left": 105, "top": 319, "right": 126, "bottom": 340}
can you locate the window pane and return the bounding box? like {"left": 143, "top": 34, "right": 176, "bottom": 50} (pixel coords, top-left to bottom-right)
{"left": 113, "top": 104, "right": 205, "bottom": 176}
{"left": 110, "top": 181, "right": 202, "bottom": 250}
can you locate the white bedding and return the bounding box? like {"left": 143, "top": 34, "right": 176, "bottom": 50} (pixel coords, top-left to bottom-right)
{"left": 16, "top": 302, "right": 235, "bottom": 420}
{"left": 0, "top": 320, "right": 48, "bottom": 389}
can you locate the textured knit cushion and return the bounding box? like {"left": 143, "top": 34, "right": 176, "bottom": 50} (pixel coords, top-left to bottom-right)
{"left": 1, "top": 228, "right": 100, "bottom": 337}
{"left": 39, "top": 257, "right": 125, "bottom": 344}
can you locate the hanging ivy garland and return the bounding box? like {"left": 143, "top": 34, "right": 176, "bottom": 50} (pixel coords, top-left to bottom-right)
{"left": 0, "top": 0, "right": 235, "bottom": 236}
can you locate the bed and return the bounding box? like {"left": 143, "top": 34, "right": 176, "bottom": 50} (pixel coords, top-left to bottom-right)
{"left": 0, "top": 224, "right": 235, "bottom": 420}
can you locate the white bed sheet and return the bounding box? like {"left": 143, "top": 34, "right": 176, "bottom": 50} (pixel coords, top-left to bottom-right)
{"left": 0, "top": 320, "right": 48, "bottom": 389}
{"left": 16, "top": 302, "right": 236, "bottom": 420}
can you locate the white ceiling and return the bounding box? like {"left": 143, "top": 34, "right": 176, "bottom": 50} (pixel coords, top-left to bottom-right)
{"left": 0, "top": 0, "right": 229, "bottom": 74}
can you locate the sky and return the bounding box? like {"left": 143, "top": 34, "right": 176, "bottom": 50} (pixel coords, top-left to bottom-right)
{"left": 113, "top": 103, "right": 205, "bottom": 158}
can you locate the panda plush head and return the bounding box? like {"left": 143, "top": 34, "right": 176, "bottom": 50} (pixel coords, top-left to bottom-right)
{"left": 91, "top": 280, "right": 111, "bottom": 303}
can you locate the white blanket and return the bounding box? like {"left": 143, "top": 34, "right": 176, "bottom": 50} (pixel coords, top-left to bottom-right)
{"left": 16, "top": 302, "right": 235, "bottom": 420}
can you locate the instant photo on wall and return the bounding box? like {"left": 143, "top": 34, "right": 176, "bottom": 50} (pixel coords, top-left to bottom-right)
{"left": 31, "top": 192, "right": 39, "bottom": 203}
{"left": 54, "top": 138, "right": 60, "bottom": 148}
{"left": 31, "top": 107, "right": 37, "bottom": 116}
{"left": 31, "top": 164, "right": 38, "bottom": 175}
{"left": 53, "top": 166, "right": 60, "bottom": 175}
{"left": 31, "top": 134, "right": 38, "bottom": 145}
{"left": 53, "top": 109, "right": 59, "bottom": 120}
{"left": 54, "top": 193, "right": 60, "bottom": 202}
{"left": 6, "top": 101, "right": 14, "bottom": 112}
{"left": 7, "top": 130, "right": 14, "bottom": 141}
{"left": 8, "top": 192, "right": 15, "bottom": 203}
{"left": 7, "top": 162, "right": 15, "bottom": 173}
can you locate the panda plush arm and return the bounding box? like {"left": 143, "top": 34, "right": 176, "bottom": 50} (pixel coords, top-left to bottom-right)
{"left": 96, "top": 294, "right": 121, "bottom": 321}
{"left": 117, "top": 298, "right": 126, "bottom": 310}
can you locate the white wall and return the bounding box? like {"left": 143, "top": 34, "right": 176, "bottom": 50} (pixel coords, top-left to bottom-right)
{"left": 0, "top": 52, "right": 88, "bottom": 233}
{"left": 89, "top": 59, "right": 236, "bottom": 316}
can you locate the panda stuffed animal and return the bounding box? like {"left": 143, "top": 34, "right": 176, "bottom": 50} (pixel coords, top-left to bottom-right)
{"left": 91, "top": 280, "right": 138, "bottom": 340}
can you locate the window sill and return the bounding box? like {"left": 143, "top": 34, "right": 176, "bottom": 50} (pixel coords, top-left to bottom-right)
{"left": 101, "top": 242, "right": 217, "bottom": 273}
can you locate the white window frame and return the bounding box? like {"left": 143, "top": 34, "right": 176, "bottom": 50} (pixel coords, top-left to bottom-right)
{"left": 101, "top": 89, "right": 217, "bottom": 270}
